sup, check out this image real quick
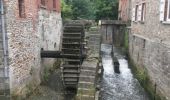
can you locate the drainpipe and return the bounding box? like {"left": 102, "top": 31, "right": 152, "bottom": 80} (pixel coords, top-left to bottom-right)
{"left": 1, "top": 0, "right": 9, "bottom": 81}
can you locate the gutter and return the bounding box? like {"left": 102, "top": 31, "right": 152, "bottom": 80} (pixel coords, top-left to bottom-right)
{"left": 0, "top": 0, "right": 10, "bottom": 96}
{"left": 1, "top": 0, "right": 9, "bottom": 78}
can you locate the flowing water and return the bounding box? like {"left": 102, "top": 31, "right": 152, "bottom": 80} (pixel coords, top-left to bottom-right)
{"left": 100, "top": 44, "right": 149, "bottom": 100}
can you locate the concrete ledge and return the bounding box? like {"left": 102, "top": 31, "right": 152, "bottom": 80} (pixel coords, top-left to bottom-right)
{"left": 101, "top": 20, "right": 127, "bottom": 25}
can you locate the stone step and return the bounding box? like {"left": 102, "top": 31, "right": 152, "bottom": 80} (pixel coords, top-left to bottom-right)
{"left": 78, "top": 82, "right": 94, "bottom": 89}
{"left": 76, "top": 94, "right": 95, "bottom": 100}
{"left": 77, "top": 88, "right": 95, "bottom": 96}
{"left": 81, "top": 66, "right": 96, "bottom": 71}
{"left": 79, "top": 76, "right": 95, "bottom": 83}
{"left": 80, "top": 70, "right": 96, "bottom": 76}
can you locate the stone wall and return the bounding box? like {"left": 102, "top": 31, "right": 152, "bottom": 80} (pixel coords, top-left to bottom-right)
{"left": 131, "top": 0, "right": 170, "bottom": 44}
{"left": 38, "top": 8, "right": 62, "bottom": 79}
{"left": 118, "top": 0, "right": 131, "bottom": 22}
{"left": 3, "top": 0, "right": 62, "bottom": 98}
{"left": 130, "top": 0, "right": 170, "bottom": 99}
{"left": 5, "top": 0, "right": 40, "bottom": 98}
{"left": 129, "top": 33, "right": 170, "bottom": 100}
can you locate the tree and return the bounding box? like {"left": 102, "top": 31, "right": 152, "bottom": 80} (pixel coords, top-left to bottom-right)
{"left": 95, "top": 0, "right": 119, "bottom": 21}
{"left": 61, "top": 0, "right": 73, "bottom": 19}
{"left": 61, "top": 0, "right": 119, "bottom": 21}
{"left": 71, "top": 0, "right": 96, "bottom": 19}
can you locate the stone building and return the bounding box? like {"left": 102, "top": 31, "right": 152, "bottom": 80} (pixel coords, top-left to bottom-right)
{"left": 129, "top": 0, "right": 170, "bottom": 99}
{"left": 118, "top": 0, "right": 131, "bottom": 23}
{"left": 0, "top": 0, "right": 62, "bottom": 99}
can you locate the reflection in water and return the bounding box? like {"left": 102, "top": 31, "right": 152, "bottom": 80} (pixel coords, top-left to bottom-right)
{"left": 100, "top": 44, "right": 149, "bottom": 100}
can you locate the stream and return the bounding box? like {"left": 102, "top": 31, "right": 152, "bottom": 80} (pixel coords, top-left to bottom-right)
{"left": 100, "top": 44, "right": 149, "bottom": 100}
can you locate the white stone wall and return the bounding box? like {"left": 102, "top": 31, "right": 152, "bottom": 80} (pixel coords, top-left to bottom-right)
{"left": 38, "top": 9, "right": 62, "bottom": 76}
{"left": 38, "top": 9, "right": 62, "bottom": 51}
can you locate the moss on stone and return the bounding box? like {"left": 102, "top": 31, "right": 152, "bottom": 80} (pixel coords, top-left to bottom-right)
{"left": 128, "top": 57, "right": 166, "bottom": 100}
{"left": 124, "top": 30, "right": 129, "bottom": 51}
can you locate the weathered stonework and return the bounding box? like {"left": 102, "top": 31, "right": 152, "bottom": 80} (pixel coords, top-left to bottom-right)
{"left": 38, "top": 9, "right": 62, "bottom": 81}
{"left": 131, "top": 0, "right": 170, "bottom": 44}
{"left": 0, "top": 0, "right": 62, "bottom": 99}
{"left": 118, "top": 0, "right": 131, "bottom": 22}
{"left": 130, "top": 0, "right": 170, "bottom": 99}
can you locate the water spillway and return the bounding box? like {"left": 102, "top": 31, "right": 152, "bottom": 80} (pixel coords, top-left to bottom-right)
{"left": 100, "top": 44, "right": 149, "bottom": 100}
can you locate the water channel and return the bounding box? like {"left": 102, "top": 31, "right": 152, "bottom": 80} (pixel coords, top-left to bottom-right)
{"left": 100, "top": 44, "right": 149, "bottom": 100}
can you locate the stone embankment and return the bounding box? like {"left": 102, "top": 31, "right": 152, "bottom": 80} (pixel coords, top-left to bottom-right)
{"left": 76, "top": 27, "right": 102, "bottom": 100}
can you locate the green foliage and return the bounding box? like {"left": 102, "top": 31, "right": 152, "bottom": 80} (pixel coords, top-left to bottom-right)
{"left": 95, "top": 0, "right": 119, "bottom": 20}
{"left": 129, "top": 58, "right": 165, "bottom": 100}
{"left": 71, "top": 0, "right": 96, "bottom": 19}
{"left": 61, "top": 0, "right": 73, "bottom": 19}
{"left": 124, "top": 31, "right": 129, "bottom": 50}
{"left": 61, "top": 0, "right": 119, "bottom": 20}
{"left": 43, "top": 67, "right": 50, "bottom": 82}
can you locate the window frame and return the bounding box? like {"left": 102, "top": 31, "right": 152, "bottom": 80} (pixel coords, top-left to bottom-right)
{"left": 141, "top": 3, "right": 146, "bottom": 22}
{"left": 40, "top": 0, "right": 46, "bottom": 8}
{"left": 160, "top": 0, "right": 170, "bottom": 23}
{"left": 135, "top": 5, "right": 139, "bottom": 21}
{"left": 167, "top": 0, "right": 170, "bottom": 21}
{"left": 18, "top": 0, "right": 26, "bottom": 18}
{"left": 53, "top": 0, "right": 56, "bottom": 9}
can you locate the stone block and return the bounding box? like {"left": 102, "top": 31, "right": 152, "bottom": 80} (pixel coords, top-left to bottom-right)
{"left": 81, "top": 70, "right": 96, "bottom": 76}
{"left": 76, "top": 95, "right": 95, "bottom": 100}
{"left": 77, "top": 88, "right": 95, "bottom": 96}
{"left": 79, "top": 76, "right": 95, "bottom": 83}
{"left": 78, "top": 82, "right": 94, "bottom": 89}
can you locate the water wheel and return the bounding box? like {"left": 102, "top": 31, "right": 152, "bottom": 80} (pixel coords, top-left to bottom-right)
{"left": 61, "top": 23, "right": 86, "bottom": 89}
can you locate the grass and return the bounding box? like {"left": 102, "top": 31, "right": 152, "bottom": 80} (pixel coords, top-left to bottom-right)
{"left": 128, "top": 58, "right": 166, "bottom": 100}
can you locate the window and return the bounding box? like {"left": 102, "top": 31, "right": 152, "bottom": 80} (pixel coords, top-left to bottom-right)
{"left": 132, "top": 3, "right": 146, "bottom": 22}
{"left": 18, "top": 0, "right": 25, "bottom": 18}
{"left": 135, "top": 5, "right": 138, "bottom": 21}
{"left": 41, "top": 0, "right": 46, "bottom": 6}
{"left": 141, "top": 3, "right": 146, "bottom": 21}
{"left": 167, "top": 0, "right": 170, "bottom": 21}
{"left": 160, "top": 0, "right": 170, "bottom": 22}
{"left": 53, "top": 0, "right": 56, "bottom": 8}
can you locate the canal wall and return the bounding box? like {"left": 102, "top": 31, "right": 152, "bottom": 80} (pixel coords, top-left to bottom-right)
{"left": 129, "top": 33, "right": 170, "bottom": 100}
